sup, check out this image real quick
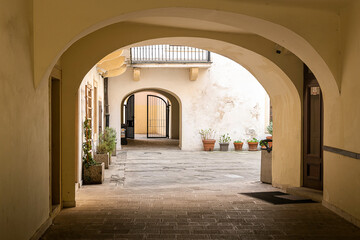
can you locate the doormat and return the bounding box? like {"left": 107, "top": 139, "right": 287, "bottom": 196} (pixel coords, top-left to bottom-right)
{"left": 240, "top": 191, "right": 315, "bottom": 205}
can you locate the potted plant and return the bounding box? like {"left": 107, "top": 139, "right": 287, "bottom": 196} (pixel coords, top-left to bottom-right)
{"left": 94, "top": 139, "right": 109, "bottom": 169}
{"left": 199, "top": 128, "right": 216, "bottom": 151}
{"left": 219, "top": 133, "right": 231, "bottom": 151}
{"left": 233, "top": 140, "right": 243, "bottom": 151}
{"left": 266, "top": 121, "right": 273, "bottom": 148}
{"left": 82, "top": 119, "right": 104, "bottom": 184}
{"left": 247, "top": 138, "right": 259, "bottom": 151}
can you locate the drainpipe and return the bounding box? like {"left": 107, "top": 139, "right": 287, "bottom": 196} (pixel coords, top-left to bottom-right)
{"left": 104, "top": 77, "right": 110, "bottom": 127}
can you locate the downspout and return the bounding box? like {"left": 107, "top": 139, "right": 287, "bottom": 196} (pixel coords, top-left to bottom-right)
{"left": 104, "top": 77, "right": 110, "bottom": 127}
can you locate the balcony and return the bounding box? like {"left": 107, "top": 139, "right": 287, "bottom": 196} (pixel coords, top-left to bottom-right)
{"left": 130, "top": 45, "right": 211, "bottom": 68}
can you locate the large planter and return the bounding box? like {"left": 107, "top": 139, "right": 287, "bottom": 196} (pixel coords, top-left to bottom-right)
{"left": 219, "top": 143, "right": 229, "bottom": 151}
{"left": 266, "top": 136, "right": 273, "bottom": 148}
{"left": 248, "top": 142, "right": 259, "bottom": 151}
{"left": 83, "top": 163, "right": 105, "bottom": 184}
{"left": 202, "top": 139, "right": 216, "bottom": 151}
{"left": 94, "top": 153, "right": 109, "bottom": 169}
{"left": 234, "top": 142, "right": 243, "bottom": 151}
{"left": 261, "top": 150, "right": 272, "bottom": 184}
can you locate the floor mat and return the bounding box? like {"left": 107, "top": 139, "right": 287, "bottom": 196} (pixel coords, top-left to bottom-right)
{"left": 240, "top": 191, "right": 315, "bottom": 205}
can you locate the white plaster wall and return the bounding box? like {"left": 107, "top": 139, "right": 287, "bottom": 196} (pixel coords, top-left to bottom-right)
{"left": 109, "top": 52, "right": 269, "bottom": 150}
{"left": 76, "top": 66, "right": 104, "bottom": 185}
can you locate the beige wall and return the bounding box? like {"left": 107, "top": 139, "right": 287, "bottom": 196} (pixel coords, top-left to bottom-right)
{"left": 320, "top": 2, "right": 360, "bottom": 224}
{"left": 0, "top": 1, "right": 51, "bottom": 239}
{"left": 110, "top": 52, "right": 270, "bottom": 150}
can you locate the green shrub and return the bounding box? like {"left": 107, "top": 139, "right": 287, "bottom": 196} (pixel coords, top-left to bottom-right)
{"left": 96, "top": 141, "right": 108, "bottom": 154}
{"left": 267, "top": 121, "right": 273, "bottom": 135}
{"left": 247, "top": 138, "right": 259, "bottom": 143}
{"left": 99, "top": 127, "right": 117, "bottom": 154}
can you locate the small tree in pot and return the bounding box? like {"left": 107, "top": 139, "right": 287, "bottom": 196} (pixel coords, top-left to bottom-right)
{"left": 83, "top": 119, "right": 104, "bottom": 184}
{"left": 101, "top": 127, "right": 117, "bottom": 165}
{"left": 199, "top": 128, "right": 216, "bottom": 151}
{"left": 247, "top": 138, "right": 259, "bottom": 151}
{"left": 219, "top": 133, "right": 231, "bottom": 151}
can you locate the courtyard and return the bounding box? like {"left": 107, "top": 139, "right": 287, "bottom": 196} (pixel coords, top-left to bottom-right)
{"left": 42, "top": 148, "right": 360, "bottom": 239}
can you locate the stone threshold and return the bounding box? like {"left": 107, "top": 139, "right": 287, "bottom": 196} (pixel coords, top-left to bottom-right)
{"left": 285, "top": 187, "right": 323, "bottom": 202}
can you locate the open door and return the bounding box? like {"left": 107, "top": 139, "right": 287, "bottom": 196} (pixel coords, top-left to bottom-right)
{"left": 125, "top": 94, "right": 135, "bottom": 139}
{"left": 303, "top": 65, "right": 323, "bottom": 190}
{"left": 147, "top": 95, "right": 170, "bottom": 138}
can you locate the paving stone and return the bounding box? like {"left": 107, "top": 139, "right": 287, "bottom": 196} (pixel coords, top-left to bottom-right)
{"left": 42, "top": 149, "right": 360, "bottom": 239}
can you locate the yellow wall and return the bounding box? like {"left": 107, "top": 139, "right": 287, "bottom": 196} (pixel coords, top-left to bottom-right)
{"left": 320, "top": 2, "right": 360, "bottom": 225}
{"left": 0, "top": 0, "right": 51, "bottom": 239}
{"left": 134, "top": 92, "right": 167, "bottom": 135}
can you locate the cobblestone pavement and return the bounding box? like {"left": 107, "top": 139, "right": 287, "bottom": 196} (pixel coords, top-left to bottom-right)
{"left": 42, "top": 150, "right": 360, "bottom": 239}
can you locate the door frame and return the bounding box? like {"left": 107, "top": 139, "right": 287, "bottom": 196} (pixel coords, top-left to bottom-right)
{"left": 49, "top": 71, "right": 62, "bottom": 216}
{"left": 303, "top": 65, "right": 324, "bottom": 190}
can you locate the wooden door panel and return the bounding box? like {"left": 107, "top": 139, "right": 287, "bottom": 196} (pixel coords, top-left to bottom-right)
{"left": 303, "top": 65, "right": 323, "bottom": 190}
{"left": 125, "top": 95, "right": 135, "bottom": 139}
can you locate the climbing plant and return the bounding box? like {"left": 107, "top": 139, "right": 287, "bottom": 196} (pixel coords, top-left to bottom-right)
{"left": 83, "top": 119, "right": 96, "bottom": 168}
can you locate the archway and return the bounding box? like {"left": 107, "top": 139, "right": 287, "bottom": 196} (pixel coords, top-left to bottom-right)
{"left": 119, "top": 88, "right": 181, "bottom": 149}
{"left": 34, "top": 8, "right": 342, "bottom": 208}
{"left": 59, "top": 34, "right": 302, "bottom": 207}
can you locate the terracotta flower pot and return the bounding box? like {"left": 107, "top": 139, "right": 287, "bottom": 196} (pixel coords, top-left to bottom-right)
{"left": 234, "top": 142, "right": 243, "bottom": 151}
{"left": 248, "top": 142, "right": 259, "bottom": 151}
{"left": 266, "top": 136, "right": 273, "bottom": 148}
{"left": 219, "top": 143, "right": 229, "bottom": 151}
{"left": 202, "top": 139, "right": 216, "bottom": 151}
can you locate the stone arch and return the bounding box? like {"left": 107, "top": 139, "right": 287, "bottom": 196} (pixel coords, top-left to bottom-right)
{"left": 59, "top": 29, "right": 303, "bottom": 206}
{"left": 39, "top": 7, "right": 340, "bottom": 98}
{"left": 118, "top": 88, "right": 182, "bottom": 148}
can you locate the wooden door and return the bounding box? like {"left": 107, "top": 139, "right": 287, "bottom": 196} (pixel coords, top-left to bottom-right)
{"left": 303, "top": 65, "right": 323, "bottom": 190}
{"left": 125, "top": 95, "right": 135, "bottom": 139}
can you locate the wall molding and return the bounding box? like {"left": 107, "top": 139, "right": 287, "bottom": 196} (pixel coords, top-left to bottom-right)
{"left": 323, "top": 146, "right": 360, "bottom": 160}
{"left": 323, "top": 200, "right": 360, "bottom": 228}
{"left": 30, "top": 217, "right": 52, "bottom": 240}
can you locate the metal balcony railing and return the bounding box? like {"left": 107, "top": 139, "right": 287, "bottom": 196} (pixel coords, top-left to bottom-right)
{"left": 130, "top": 45, "right": 211, "bottom": 64}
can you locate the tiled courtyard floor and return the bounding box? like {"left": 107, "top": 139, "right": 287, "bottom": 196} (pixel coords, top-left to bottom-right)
{"left": 42, "top": 149, "right": 360, "bottom": 239}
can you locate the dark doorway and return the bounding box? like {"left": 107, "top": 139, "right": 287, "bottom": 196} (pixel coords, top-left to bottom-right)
{"left": 303, "top": 65, "right": 323, "bottom": 190}
{"left": 125, "top": 94, "right": 135, "bottom": 139}
{"left": 147, "top": 95, "right": 170, "bottom": 138}
{"left": 51, "top": 77, "right": 61, "bottom": 209}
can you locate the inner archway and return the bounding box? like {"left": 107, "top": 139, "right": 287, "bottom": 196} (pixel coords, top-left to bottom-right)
{"left": 44, "top": 16, "right": 338, "bottom": 239}
{"left": 60, "top": 32, "right": 302, "bottom": 207}
{"left": 119, "top": 89, "right": 181, "bottom": 149}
